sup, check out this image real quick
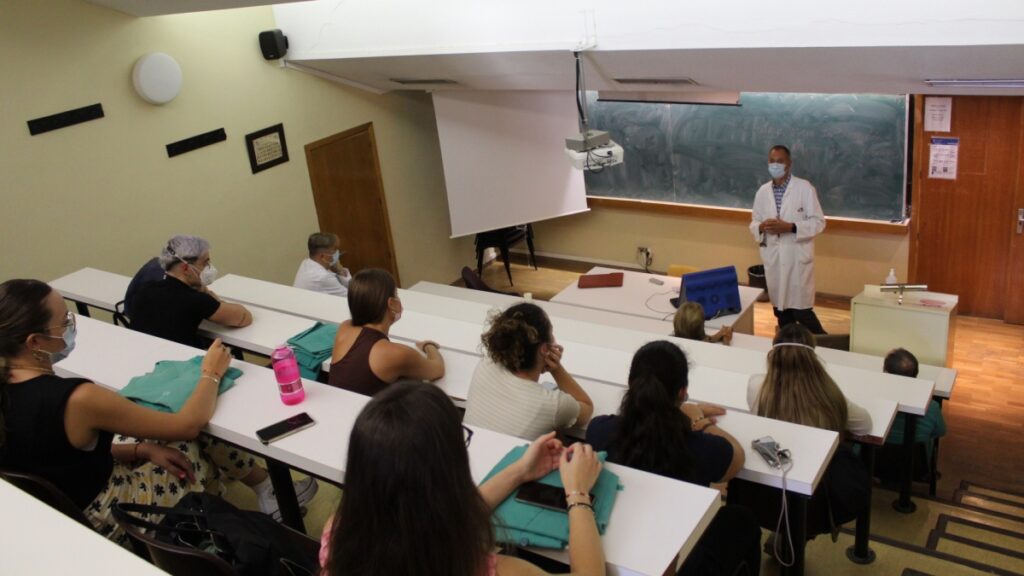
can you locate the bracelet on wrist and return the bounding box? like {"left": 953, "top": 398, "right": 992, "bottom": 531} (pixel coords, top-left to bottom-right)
{"left": 567, "top": 502, "right": 594, "bottom": 513}
{"left": 200, "top": 373, "right": 221, "bottom": 385}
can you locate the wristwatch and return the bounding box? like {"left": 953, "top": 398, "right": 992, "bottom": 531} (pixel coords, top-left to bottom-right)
{"left": 791, "top": 223, "right": 797, "bottom": 233}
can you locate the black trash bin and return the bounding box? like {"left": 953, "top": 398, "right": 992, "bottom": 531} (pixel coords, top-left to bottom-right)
{"left": 747, "top": 265, "right": 771, "bottom": 302}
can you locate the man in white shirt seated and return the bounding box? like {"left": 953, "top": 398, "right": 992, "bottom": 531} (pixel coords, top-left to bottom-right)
{"left": 294, "top": 232, "right": 352, "bottom": 296}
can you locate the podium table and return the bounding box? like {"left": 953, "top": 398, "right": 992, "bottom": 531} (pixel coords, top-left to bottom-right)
{"left": 850, "top": 285, "right": 958, "bottom": 367}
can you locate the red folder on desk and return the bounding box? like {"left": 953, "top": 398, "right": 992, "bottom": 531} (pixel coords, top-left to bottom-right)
{"left": 577, "top": 272, "right": 624, "bottom": 289}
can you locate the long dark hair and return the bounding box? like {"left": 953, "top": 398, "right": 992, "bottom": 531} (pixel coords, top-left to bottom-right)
{"left": 347, "top": 268, "right": 396, "bottom": 326}
{"left": 326, "top": 382, "right": 494, "bottom": 576}
{"left": 480, "top": 303, "right": 552, "bottom": 373}
{"left": 0, "top": 280, "right": 55, "bottom": 450}
{"left": 610, "top": 340, "right": 695, "bottom": 482}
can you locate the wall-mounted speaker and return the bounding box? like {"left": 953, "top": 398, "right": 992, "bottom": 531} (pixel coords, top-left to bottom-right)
{"left": 259, "top": 29, "right": 289, "bottom": 60}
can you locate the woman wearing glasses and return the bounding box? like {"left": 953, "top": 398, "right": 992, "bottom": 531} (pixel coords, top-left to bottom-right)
{"left": 320, "top": 382, "right": 606, "bottom": 576}
{"left": 0, "top": 279, "right": 305, "bottom": 544}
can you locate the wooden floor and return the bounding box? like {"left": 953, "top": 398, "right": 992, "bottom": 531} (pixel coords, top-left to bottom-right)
{"left": 477, "top": 258, "right": 1024, "bottom": 498}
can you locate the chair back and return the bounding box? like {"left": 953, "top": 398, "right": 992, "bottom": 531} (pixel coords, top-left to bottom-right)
{"left": 0, "top": 469, "right": 93, "bottom": 528}
{"left": 667, "top": 264, "right": 700, "bottom": 277}
{"left": 112, "top": 512, "right": 236, "bottom": 576}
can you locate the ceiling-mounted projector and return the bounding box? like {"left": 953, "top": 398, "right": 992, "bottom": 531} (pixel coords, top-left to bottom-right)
{"left": 567, "top": 53, "right": 624, "bottom": 172}
{"left": 565, "top": 130, "right": 624, "bottom": 170}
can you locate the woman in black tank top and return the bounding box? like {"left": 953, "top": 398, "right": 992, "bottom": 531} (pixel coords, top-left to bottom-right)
{"left": 0, "top": 279, "right": 313, "bottom": 544}
{"left": 328, "top": 269, "right": 445, "bottom": 396}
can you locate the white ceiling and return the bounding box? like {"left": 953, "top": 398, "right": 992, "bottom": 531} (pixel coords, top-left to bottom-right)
{"left": 289, "top": 44, "right": 1024, "bottom": 96}
{"left": 83, "top": 0, "right": 306, "bottom": 17}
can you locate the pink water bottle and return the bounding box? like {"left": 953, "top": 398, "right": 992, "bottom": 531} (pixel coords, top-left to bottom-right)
{"left": 271, "top": 345, "right": 306, "bottom": 405}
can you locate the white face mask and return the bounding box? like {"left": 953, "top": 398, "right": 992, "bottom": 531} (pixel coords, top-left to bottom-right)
{"left": 199, "top": 264, "right": 219, "bottom": 287}
{"left": 768, "top": 162, "right": 787, "bottom": 179}
{"left": 330, "top": 250, "right": 340, "bottom": 267}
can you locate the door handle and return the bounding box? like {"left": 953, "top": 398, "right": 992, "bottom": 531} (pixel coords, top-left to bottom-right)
{"left": 1018, "top": 208, "right": 1024, "bottom": 234}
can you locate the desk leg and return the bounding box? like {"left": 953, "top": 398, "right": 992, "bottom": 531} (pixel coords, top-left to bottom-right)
{"left": 525, "top": 224, "right": 537, "bottom": 270}
{"left": 893, "top": 414, "right": 918, "bottom": 514}
{"left": 782, "top": 495, "right": 807, "bottom": 576}
{"left": 847, "top": 444, "right": 876, "bottom": 564}
{"left": 930, "top": 398, "right": 944, "bottom": 497}
{"left": 266, "top": 458, "right": 305, "bottom": 533}
{"left": 74, "top": 301, "right": 91, "bottom": 318}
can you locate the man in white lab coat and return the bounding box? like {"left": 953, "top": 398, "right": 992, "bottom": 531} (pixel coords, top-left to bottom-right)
{"left": 750, "top": 145, "right": 827, "bottom": 333}
{"left": 293, "top": 232, "right": 352, "bottom": 296}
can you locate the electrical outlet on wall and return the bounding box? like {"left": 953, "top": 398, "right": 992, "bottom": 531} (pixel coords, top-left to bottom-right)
{"left": 636, "top": 246, "right": 653, "bottom": 271}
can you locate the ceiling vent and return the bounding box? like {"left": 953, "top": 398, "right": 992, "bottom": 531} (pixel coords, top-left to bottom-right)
{"left": 613, "top": 77, "right": 699, "bottom": 86}
{"left": 389, "top": 78, "right": 459, "bottom": 86}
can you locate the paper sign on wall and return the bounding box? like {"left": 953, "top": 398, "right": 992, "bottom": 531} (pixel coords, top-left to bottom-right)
{"left": 924, "top": 97, "right": 953, "bottom": 132}
{"left": 928, "top": 137, "right": 959, "bottom": 180}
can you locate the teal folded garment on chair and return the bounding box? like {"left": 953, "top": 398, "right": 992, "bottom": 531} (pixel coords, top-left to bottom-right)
{"left": 482, "top": 445, "right": 622, "bottom": 550}
{"left": 119, "top": 356, "right": 242, "bottom": 413}
{"left": 287, "top": 322, "right": 338, "bottom": 380}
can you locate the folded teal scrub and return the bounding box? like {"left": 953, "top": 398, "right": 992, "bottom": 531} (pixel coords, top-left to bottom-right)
{"left": 287, "top": 322, "right": 339, "bottom": 379}
{"left": 119, "top": 356, "right": 242, "bottom": 413}
{"left": 482, "top": 445, "right": 621, "bottom": 549}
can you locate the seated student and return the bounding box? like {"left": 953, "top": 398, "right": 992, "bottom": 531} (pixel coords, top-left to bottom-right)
{"left": 320, "top": 382, "right": 605, "bottom": 576}
{"left": 0, "top": 280, "right": 316, "bottom": 543}
{"left": 673, "top": 302, "right": 733, "bottom": 345}
{"left": 748, "top": 323, "right": 872, "bottom": 436}
{"left": 877, "top": 348, "right": 947, "bottom": 481}
{"left": 741, "top": 324, "right": 872, "bottom": 547}
{"left": 328, "top": 268, "right": 443, "bottom": 396}
{"left": 122, "top": 256, "right": 164, "bottom": 319}
{"left": 586, "top": 340, "right": 759, "bottom": 576}
{"left": 130, "top": 235, "right": 252, "bottom": 348}
{"left": 294, "top": 232, "right": 352, "bottom": 297}
{"left": 586, "top": 341, "right": 743, "bottom": 486}
{"left": 464, "top": 303, "right": 594, "bottom": 439}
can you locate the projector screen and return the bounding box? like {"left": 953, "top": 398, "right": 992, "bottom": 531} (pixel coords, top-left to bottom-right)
{"left": 433, "top": 91, "right": 589, "bottom": 238}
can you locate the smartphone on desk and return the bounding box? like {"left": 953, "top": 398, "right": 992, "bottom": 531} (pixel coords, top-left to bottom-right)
{"left": 256, "top": 413, "right": 316, "bottom": 445}
{"left": 515, "top": 481, "right": 596, "bottom": 512}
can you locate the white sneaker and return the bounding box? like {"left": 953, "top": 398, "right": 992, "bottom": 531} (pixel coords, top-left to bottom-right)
{"left": 258, "top": 477, "right": 319, "bottom": 522}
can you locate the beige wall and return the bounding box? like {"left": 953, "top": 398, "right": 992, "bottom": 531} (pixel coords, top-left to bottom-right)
{"left": 533, "top": 208, "right": 909, "bottom": 298}
{"left": 0, "top": 0, "right": 472, "bottom": 289}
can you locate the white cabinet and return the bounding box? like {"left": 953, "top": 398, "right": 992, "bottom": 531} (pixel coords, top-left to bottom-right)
{"left": 850, "top": 285, "right": 958, "bottom": 366}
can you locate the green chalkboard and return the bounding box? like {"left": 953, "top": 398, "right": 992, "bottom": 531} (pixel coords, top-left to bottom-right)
{"left": 584, "top": 93, "right": 908, "bottom": 221}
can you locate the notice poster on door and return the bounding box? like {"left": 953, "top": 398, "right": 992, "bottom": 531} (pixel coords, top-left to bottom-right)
{"left": 924, "top": 97, "right": 953, "bottom": 132}
{"left": 928, "top": 137, "right": 959, "bottom": 180}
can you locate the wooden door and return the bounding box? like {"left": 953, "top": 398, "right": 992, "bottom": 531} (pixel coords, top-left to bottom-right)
{"left": 305, "top": 123, "right": 400, "bottom": 285}
{"left": 1007, "top": 109, "right": 1024, "bottom": 323}
{"left": 910, "top": 96, "right": 1023, "bottom": 319}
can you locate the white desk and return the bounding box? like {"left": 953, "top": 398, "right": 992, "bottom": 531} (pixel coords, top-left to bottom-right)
{"left": 550, "top": 267, "right": 762, "bottom": 334}
{"left": 50, "top": 267, "right": 130, "bottom": 315}
{"left": 412, "top": 282, "right": 956, "bottom": 400}
{"left": 207, "top": 274, "right": 900, "bottom": 441}
{"left": 55, "top": 316, "right": 722, "bottom": 576}
{"left": 412, "top": 280, "right": 718, "bottom": 335}
{"left": 0, "top": 479, "right": 169, "bottom": 576}
{"left": 206, "top": 276, "right": 844, "bottom": 502}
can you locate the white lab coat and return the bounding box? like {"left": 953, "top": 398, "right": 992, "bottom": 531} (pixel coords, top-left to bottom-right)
{"left": 293, "top": 258, "right": 351, "bottom": 297}
{"left": 749, "top": 176, "right": 826, "bottom": 310}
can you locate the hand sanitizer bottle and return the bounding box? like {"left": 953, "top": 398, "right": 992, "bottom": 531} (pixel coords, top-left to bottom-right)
{"left": 885, "top": 268, "right": 898, "bottom": 285}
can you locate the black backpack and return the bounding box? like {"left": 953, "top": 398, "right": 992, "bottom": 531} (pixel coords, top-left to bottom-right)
{"left": 113, "top": 492, "right": 318, "bottom": 576}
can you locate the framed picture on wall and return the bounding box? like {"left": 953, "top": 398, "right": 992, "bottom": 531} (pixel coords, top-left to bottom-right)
{"left": 245, "top": 123, "right": 289, "bottom": 174}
